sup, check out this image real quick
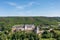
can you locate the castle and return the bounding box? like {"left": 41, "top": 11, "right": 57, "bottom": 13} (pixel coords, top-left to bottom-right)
{"left": 12, "top": 24, "right": 42, "bottom": 34}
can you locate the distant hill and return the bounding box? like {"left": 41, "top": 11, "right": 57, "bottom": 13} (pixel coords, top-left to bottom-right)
{"left": 0, "top": 16, "right": 60, "bottom": 26}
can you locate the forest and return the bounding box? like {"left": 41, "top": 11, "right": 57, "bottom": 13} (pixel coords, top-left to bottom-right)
{"left": 0, "top": 16, "right": 60, "bottom": 40}
{"left": 0, "top": 16, "right": 60, "bottom": 25}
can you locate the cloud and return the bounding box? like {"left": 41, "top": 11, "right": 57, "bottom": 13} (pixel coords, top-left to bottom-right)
{"left": 7, "top": 2, "right": 24, "bottom": 9}
{"left": 7, "top": 2, "right": 16, "bottom": 6}
{"left": 6, "top": 2, "right": 40, "bottom": 10}
{"left": 28, "top": 2, "right": 35, "bottom": 6}
{"left": 16, "top": 6, "right": 24, "bottom": 9}
{"left": 28, "top": 2, "right": 40, "bottom": 7}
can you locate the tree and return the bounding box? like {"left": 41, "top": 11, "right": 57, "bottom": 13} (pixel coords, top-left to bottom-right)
{"left": 42, "top": 30, "right": 51, "bottom": 38}
{"left": 0, "top": 32, "right": 7, "bottom": 40}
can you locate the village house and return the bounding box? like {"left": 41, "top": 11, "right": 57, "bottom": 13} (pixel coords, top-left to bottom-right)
{"left": 48, "top": 28, "right": 53, "bottom": 32}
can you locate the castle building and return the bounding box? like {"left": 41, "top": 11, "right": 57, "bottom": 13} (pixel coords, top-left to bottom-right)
{"left": 12, "top": 24, "right": 35, "bottom": 32}
{"left": 12, "top": 24, "right": 45, "bottom": 34}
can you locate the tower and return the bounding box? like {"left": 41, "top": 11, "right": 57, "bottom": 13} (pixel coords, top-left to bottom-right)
{"left": 34, "top": 26, "right": 40, "bottom": 34}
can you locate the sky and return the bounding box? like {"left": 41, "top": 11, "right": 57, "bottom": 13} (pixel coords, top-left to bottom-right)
{"left": 0, "top": 0, "right": 60, "bottom": 17}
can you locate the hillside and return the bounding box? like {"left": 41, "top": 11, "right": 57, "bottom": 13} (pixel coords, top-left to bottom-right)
{"left": 0, "top": 16, "right": 60, "bottom": 26}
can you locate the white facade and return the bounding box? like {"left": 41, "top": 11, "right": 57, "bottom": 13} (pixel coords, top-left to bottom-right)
{"left": 25, "top": 24, "right": 35, "bottom": 30}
